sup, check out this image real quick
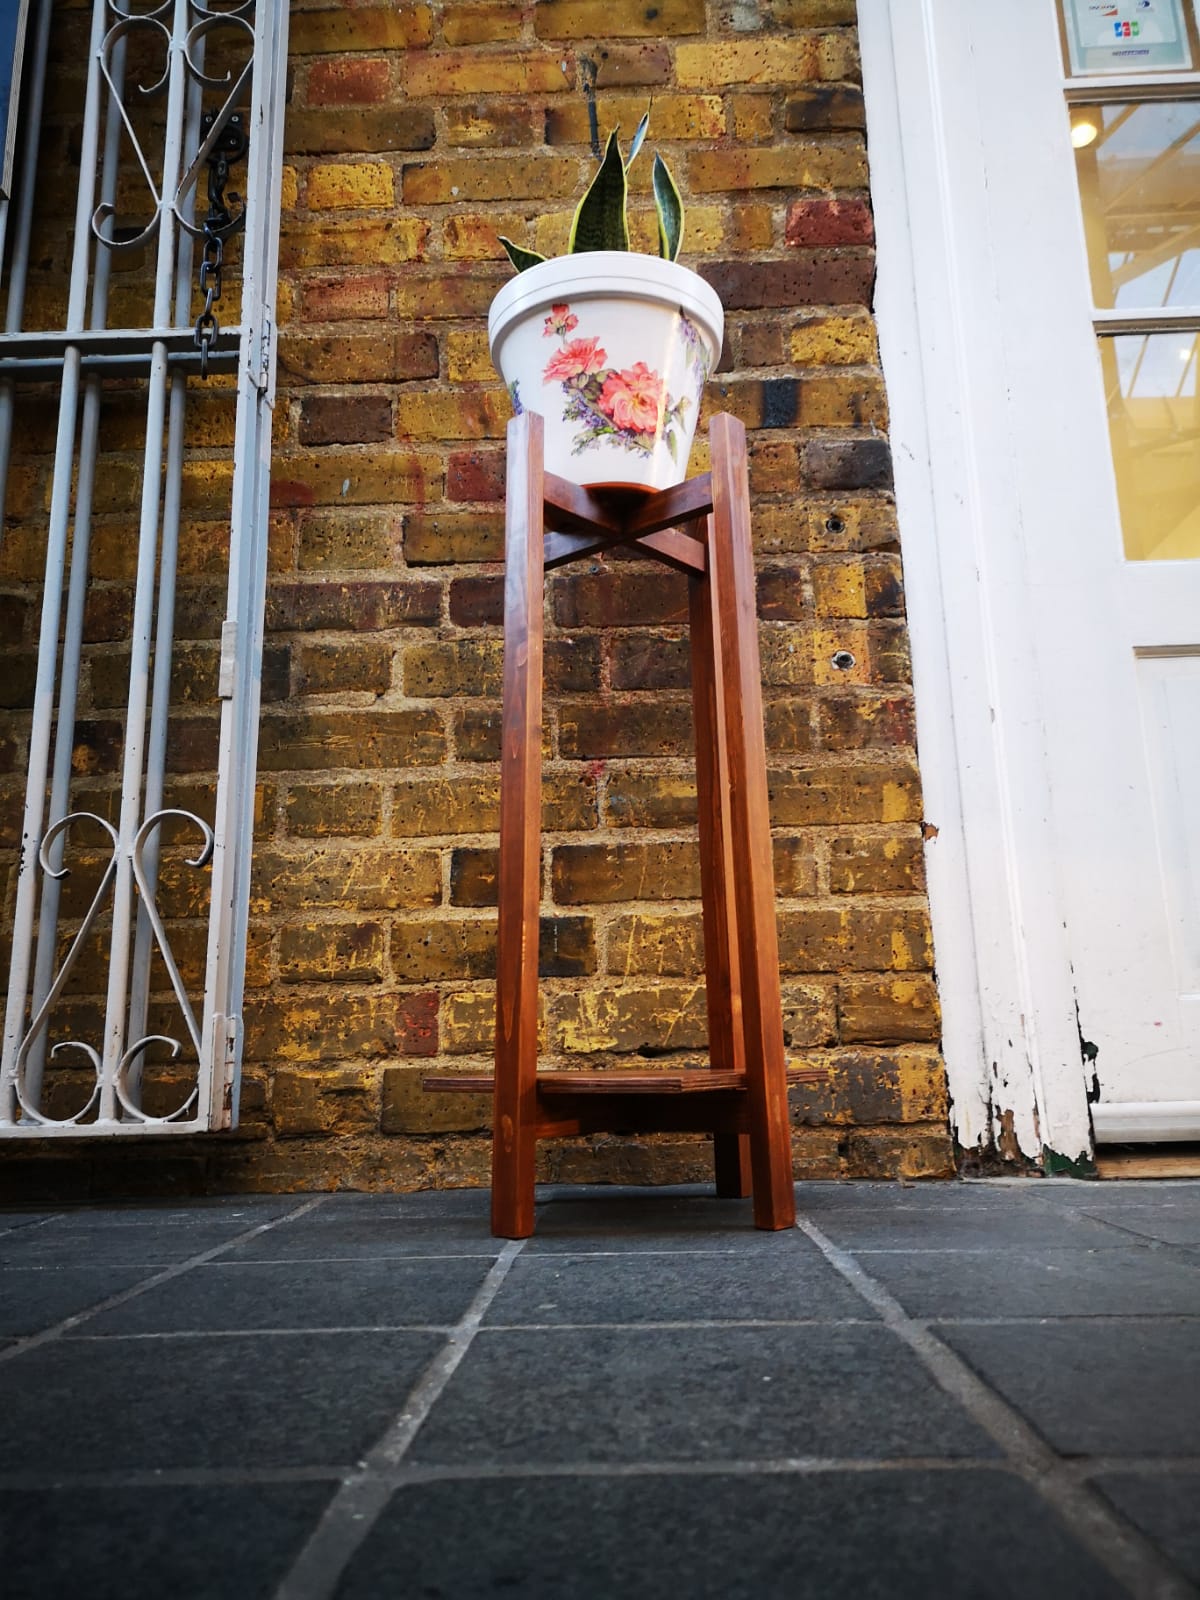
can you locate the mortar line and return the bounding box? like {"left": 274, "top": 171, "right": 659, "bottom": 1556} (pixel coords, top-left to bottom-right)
{"left": 796, "top": 1215, "right": 1197, "bottom": 1600}
{"left": 272, "top": 1236, "right": 526, "bottom": 1600}
{"left": 0, "top": 1196, "right": 331, "bottom": 1366}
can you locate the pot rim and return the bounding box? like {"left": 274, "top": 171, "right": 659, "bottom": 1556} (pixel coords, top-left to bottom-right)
{"left": 488, "top": 251, "right": 724, "bottom": 369}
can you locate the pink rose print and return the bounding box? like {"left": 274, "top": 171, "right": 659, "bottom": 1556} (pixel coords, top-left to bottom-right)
{"left": 543, "top": 303, "right": 579, "bottom": 338}
{"left": 530, "top": 299, "right": 689, "bottom": 461}
{"left": 597, "top": 362, "right": 665, "bottom": 434}
{"left": 543, "top": 337, "right": 607, "bottom": 382}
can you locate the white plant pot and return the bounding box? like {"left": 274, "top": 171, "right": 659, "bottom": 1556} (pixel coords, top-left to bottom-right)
{"left": 488, "top": 252, "right": 724, "bottom": 494}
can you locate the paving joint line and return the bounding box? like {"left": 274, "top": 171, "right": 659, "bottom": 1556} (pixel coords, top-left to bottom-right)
{"left": 0, "top": 1196, "right": 331, "bottom": 1366}
{"left": 273, "top": 1236, "right": 526, "bottom": 1600}
{"left": 7, "top": 1450, "right": 1200, "bottom": 1496}
{"left": 796, "top": 1214, "right": 1197, "bottom": 1600}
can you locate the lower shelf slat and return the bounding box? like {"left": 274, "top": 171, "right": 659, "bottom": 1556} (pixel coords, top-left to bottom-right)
{"left": 424, "top": 1068, "right": 820, "bottom": 1097}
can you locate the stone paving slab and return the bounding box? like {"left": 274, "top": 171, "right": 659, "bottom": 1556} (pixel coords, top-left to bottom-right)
{"left": 937, "top": 1317, "right": 1200, "bottom": 1457}
{"left": 408, "top": 1323, "right": 997, "bottom": 1466}
{"left": 0, "top": 1483, "right": 337, "bottom": 1600}
{"left": 336, "top": 1470, "right": 1128, "bottom": 1600}
{"left": 0, "top": 1330, "right": 444, "bottom": 1473}
{"left": 0, "top": 1264, "right": 164, "bottom": 1337}
{"left": 86, "top": 1256, "right": 496, "bottom": 1334}
{"left": 1093, "top": 1472, "right": 1200, "bottom": 1587}
{"left": 482, "top": 1244, "right": 877, "bottom": 1325}
{"left": 856, "top": 1243, "right": 1200, "bottom": 1319}
{"left": 0, "top": 1179, "right": 1196, "bottom": 1599}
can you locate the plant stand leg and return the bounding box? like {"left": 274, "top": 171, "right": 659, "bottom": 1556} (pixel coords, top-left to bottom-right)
{"left": 709, "top": 414, "right": 796, "bottom": 1230}
{"left": 492, "top": 412, "right": 545, "bottom": 1239}
{"left": 689, "top": 520, "right": 750, "bottom": 1198}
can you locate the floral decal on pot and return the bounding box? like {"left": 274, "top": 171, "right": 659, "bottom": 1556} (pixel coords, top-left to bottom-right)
{"left": 541, "top": 302, "right": 691, "bottom": 461}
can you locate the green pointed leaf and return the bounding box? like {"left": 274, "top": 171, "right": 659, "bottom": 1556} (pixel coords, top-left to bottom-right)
{"left": 497, "top": 237, "right": 547, "bottom": 274}
{"left": 626, "top": 109, "right": 650, "bottom": 171}
{"left": 568, "top": 129, "right": 629, "bottom": 253}
{"left": 652, "top": 153, "right": 684, "bottom": 261}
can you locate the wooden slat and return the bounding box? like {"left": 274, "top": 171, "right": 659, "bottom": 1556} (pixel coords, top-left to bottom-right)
{"left": 425, "top": 1067, "right": 823, "bottom": 1095}
{"left": 710, "top": 413, "right": 796, "bottom": 1232}
{"left": 491, "top": 411, "right": 545, "bottom": 1241}
{"left": 625, "top": 474, "right": 714, "bottom": 537}
{"left": 538, "top": 1070, "right": 744, "bottom": 1094}
{"left": 690, "top": 515, "right": 749, "bottom": 1198}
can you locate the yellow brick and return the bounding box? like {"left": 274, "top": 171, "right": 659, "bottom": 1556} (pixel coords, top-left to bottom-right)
{"left": 545, "top": 94, "right": 724, "bottom": 145}
{"left": 728, "top": 93, "right": 776, "bottom": 142}
{"left": 289, "top": 5, "right": 434, "bottom": 54}
{"left": 898, "top": 1048, "right": 949, "bottom": 1121}
{"left": 791, "top": 314, "right": 878, "bottom": 367}
{"left": 269, "top": 451, "right": 442, "bottom": 508}
{"left": 811, "top": 623, "right": 871, "bottom": 685}
{"left": 688, "top": 143, "right": 866, "bottom": 191}
{"left": 532, "top": 212, "right": 572, "bottom": 258}
{"left": 280, "top": 165, "right": 299, "bottom": 210}
{"left": 442, "top": 3, "right": 524, "bottom": 44}
{"left": 393, "top": 390, "right": 509, "bottom": 441}
{"left": 729, "top": 202, "right": 777, "bottom": 252}
{"left": 307, "top": 162, "right": 395, "bottom": 210}
{"left": 444, "top": 216, "right": 518, "bottom": 260}
{"left": 535, "top": 0, "right": 705, "bottom": 36}
{"left": 818, "top": 29, "right": 861, "bottom": 81}
{"left": 405, "top": 52, "right": 573, "bottom": 96}
{"left": 676, "top": 38, "right": 820, "bottom": 86}
{"left": 552, "top": 985, "right": 708, "bottom": 1054}
{"left": 403, "top": 156, "right": 578, "bottom": 205}
{"left": 812, "top": 559, "right": 867, "bottom": 620}
{"left": 442, "top": 989, "right": 548, "bottom": 1053}
{"left": 802, "top": 372, "right": 888, "bottom": 430}
{"left": 279, "top": 217, "right": 429, "bottom": 268}
{"left": 446, "top": 330, "right": 495, "bottom": 383}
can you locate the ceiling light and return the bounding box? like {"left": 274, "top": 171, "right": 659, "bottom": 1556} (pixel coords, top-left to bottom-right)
{"left": 1071, "top": 115, "right": 1099, "bottom": 149}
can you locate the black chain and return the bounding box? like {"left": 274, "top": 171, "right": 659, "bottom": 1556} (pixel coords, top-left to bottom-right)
{"left": 194, "top": 110, "right": 249, "bottom": 379}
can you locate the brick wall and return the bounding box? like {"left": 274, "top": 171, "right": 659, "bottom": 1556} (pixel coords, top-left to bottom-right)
{"left": 0, "top": 0, "right": 954, "bottom": 1196}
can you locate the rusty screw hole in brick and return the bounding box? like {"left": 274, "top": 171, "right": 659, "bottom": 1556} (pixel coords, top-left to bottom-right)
{"left": 831, "top": 649, "right": 856, "bottom": 671}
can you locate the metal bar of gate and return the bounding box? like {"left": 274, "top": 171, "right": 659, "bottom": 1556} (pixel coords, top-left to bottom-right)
{"left": 0, "top": 0, "right": 288, "bottom": 1135}
{"left": 0, "top": 0, "right": 55, "bottom": 534}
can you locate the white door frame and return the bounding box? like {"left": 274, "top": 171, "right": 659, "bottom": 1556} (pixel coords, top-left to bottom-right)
{"left": 858, "top": 0, "right": 1100, "bottom": 1170}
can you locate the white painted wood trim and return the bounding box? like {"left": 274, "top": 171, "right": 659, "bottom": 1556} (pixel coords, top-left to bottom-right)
{"left": 1092, "top": 1103, "right": 1200, "bottom": 1143}
{"left": 858, "top": 0, "right": 1095, "bottom": 1167}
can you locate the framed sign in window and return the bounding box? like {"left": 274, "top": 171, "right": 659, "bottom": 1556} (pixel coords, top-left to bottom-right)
{"left": 0, "top": 0, "right": 29, "bottom": 200}
{"left": 1063, "top": 0, "right": 1194, "bottom": 74}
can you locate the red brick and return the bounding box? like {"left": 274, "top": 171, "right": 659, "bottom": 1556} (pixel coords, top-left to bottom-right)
{"left": 278, "top": 332, "right": 438, "bottom": 385}
{"left": 803, "top": 438, "right": 893, "bottom": 490}
{"left": 593, "top": 43, "right": 672, "bottom": 85}
{"left": 558, "top": 701, "right": 694, "bottom": 759}
{"left": 786, "top": 197, "right": 874, "bottom": 248}
{"left": 299, "top": 395, "right": 393, "bottom": 446}
{"left": 266, "top": 581, "right": 440, "bottom": 632}
{"left": 305, "top": 58, "right": 392, "bottom": 106}
{"left": 700, "top": 256, "right": 874, "bottom": 310}
{"left": 552, "top": 569, "right": 689, "bottom": 629}
{"left": 785, "top": 86, "right": 865, "bottom": 131}
{"left": 447, "top": 449, "right": 506, "bottom": 502}
{"left": 449, "top": 575, "right": 503, "bottom": 626}
{"left": 285, "top": 106, "right": 437, "bottom": 155}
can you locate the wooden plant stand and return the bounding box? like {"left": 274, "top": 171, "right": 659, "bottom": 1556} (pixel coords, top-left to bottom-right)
{"left": 426, "top": 411, "right": 799, "bottom": 1238}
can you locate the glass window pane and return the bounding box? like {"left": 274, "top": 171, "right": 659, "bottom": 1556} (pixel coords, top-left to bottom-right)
{"left": 1102, "top": 332, "right": 1200, "bottom": 560}
{"left": 1074, "top": 100, "right": 1200, "bottom": 310}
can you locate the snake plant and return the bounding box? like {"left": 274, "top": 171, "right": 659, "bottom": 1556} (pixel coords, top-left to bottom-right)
{"left": 498, "top": 111, "right": 685, "bottom": 274}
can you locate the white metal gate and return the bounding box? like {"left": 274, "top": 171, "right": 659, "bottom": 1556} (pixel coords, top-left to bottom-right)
{"left": 0, "top": 0, "right": 288, "bottom": 1135}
